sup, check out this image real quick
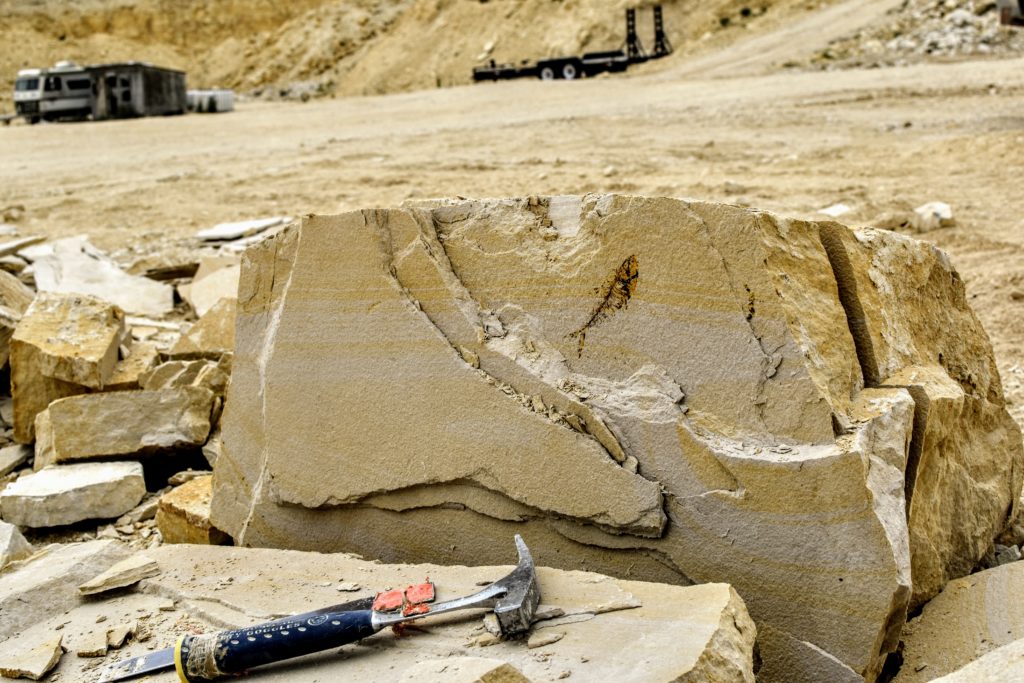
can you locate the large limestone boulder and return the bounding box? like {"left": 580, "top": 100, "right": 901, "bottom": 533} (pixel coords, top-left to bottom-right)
{"left": 33, "top": 544, "right": 757, "bottom": 682}
{"left": 0, "top": 268, "right": 34, "bottom": 367}
{"left": 210, "top": 196, "right": 1023, "bottom": 681}
{"left": 9, "top": 292, "right": 127, "bottom": 443}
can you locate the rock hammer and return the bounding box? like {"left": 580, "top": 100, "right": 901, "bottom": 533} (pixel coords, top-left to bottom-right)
{"left": 99, "top": 535, "right": 540, "bottom": 682}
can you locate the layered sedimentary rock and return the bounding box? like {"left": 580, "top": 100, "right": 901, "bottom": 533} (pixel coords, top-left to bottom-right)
{"left": 211, "top": 195, "right": 1023, "bottom": 681}
{"left": 156, "top": 475, "right": 230, "bottom": 545}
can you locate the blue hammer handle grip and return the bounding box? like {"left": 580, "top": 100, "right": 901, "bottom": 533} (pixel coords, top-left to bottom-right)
{"left": 175, "top": 609, "right": 378, "bottom": 681}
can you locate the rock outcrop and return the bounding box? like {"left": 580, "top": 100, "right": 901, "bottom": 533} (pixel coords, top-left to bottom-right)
{"left": 210, "top": 195, "right": 1023, "bottom": 681}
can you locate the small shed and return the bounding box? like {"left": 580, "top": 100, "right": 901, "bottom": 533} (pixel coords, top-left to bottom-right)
{"left": 89, "top": 63, "right": 186, "bottom": 120}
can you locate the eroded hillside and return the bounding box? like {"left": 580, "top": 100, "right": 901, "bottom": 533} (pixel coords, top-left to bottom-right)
{"left": 0, "top": 0, "right": 835, "bottom": 109}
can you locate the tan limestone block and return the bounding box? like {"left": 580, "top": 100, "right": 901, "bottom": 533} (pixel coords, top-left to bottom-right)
{"left": 33, "top": 388, "right": 214, "bottom": 469}
{"left": 168, "top": 297, "right": 236, "bottom": 360}
{"left": 156, "top": 475, "right": 230, "bottom": 545}
{"left": 107, "top": 341, "right": 161, "bottom": 391}
{"left": 10, "top": 292, "right": 125, "bottom": 442}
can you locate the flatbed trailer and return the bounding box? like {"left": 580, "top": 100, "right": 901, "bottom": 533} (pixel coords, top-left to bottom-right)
{"left": 473, "top": 6, "right": 672, "bottom": 82}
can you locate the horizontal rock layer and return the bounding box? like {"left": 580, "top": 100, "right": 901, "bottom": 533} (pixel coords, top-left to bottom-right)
{"left": 210, "top": 195, "right": 1023, "bottom": 681}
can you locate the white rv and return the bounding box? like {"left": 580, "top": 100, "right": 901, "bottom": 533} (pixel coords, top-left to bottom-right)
{"left": 12, "top": 61, "right": 186, "bottom": 124}
{"left": 13, "top": 62, "right": 93, "bottom": 124}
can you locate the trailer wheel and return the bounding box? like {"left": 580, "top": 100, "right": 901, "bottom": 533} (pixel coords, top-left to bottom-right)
{"left": 539, "top": 66, "right": 556, "bottom": 81}
{"left": 562, "top": 62, "right": 579, "bottom": 80}
{"left": 27, "top": 116, "right": 40, "bottom": 125}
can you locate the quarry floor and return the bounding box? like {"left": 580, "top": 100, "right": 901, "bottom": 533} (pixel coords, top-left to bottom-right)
{"left": 2, "top": 4, "right": 1024, "bottom": 428}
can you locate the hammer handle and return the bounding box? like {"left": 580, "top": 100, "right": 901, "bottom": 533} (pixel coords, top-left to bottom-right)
{"left": 175, "top": 609, "right": 378, "bottom": 681}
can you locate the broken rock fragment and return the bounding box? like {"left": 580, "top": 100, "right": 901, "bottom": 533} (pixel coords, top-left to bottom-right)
{"left": 0, "top": 462, "right": 145, "bottom": 528}
{"left": 168, "top": 297, "right": 236, "bottom": 359}
{"left": 156, "top": 475, "right": 229, "bottom": 545}
{"left": 0, "top": 520, "right": 32, "bottom": 569}
{"left": 78, "top": 554, "right": 159, "bottom": 595}
{"left": 0, "top": 539, "right": 130, "bottom": 640}
{"left": 33, "top": 387, "right": 214, "bottom": 469}
{"left": 0, "top": 633, "right": 63, "bottom": 680}
{"left": 178, "top": 255, "right": 240, "bottom": 317}
{"left": 211, "top": 196, "right": 1022, "bottom": 681}
{"left": 0, "top": 444, "right": 30, "bottom": 476}
{"left": 400, "top": 657, "right": 532, "bottom": 682}
{"left": 10, "top": 293, "right": 126, "bottom": 443}
{"left": 106, "top": 341, "right": 160, "bottom": 391}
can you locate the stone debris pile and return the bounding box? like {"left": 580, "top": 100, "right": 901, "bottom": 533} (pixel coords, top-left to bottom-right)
{"left": 809, "top": 1, "right": 1024, "bottom": 68}
{"left": 0, "top": 218, "right": 281, "bottom": 570}
{"left": 211, "top": 195, "right": 1022, "bottom": 682}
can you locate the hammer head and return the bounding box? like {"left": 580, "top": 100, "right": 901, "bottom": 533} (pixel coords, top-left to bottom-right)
{"left": 491, "top": 535, "right": 541, "bottom": 637}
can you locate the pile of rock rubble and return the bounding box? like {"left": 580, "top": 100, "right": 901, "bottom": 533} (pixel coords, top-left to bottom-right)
{"left": 808, "top": 0, "right": 1024, "bottom": 69}
{"left": 0, "top": 216, "right": 292, "bottom": 569}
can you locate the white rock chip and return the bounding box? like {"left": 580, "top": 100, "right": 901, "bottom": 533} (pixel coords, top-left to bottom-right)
{"left": 0, "top": 462, "right": 146, "bottom": 528}
{"left": 195, "top": 216, "right": 288, "bottom": 242}
{"left": 911, "top": 201, "right": 955, "bottom": 232}
{"left": 32, "top": 236, "right": 173, "bottom": 317}
{"left": 0, "top": 444, "right": 30, "bottom": 476}
{"left": 0, "top": 520, "right": 32, "bottom": 569}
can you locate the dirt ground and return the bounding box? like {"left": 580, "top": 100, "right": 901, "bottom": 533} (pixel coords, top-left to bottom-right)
{"left": 2, "top": 0, "right": 1024, "bottom": 427}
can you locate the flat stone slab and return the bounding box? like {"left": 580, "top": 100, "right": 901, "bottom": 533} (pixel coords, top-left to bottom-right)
{"left": 49, "top": 544, "right": 756, "bottom": 683}
{"left": 0, "top": 462, "right": 146, "bottom": 528}
{"left": 0, "top": 539, "right": 129, "bottom": 641}
{"left": 78, "top": 554, "right": 161, "bottom": 596}
{"left": 894, "top": 560, "right": 1024, "bottom": 682}
{"left": 0, "top": 632, "right": 63, "bottom": 680}
{"left": 195, "top": 216, "right": 288, "bottom": 242}
{"left": 32, "top": 236, "right": 173, "bottom": 317}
